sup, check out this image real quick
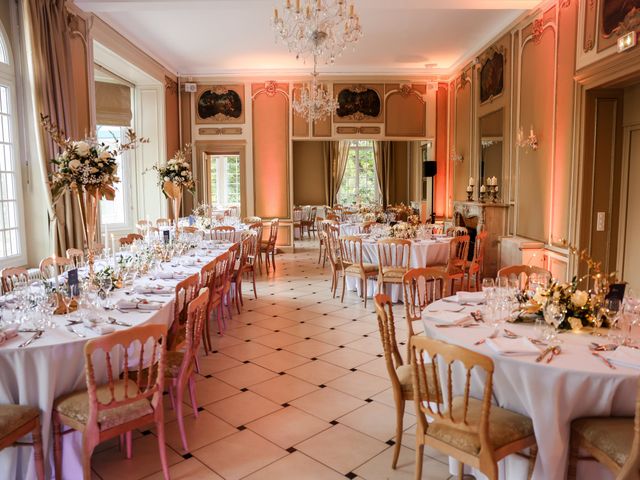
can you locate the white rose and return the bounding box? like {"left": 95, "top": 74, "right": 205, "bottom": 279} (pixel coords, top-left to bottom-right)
{"left": 182, "top": 162, "right": 189, "bottom": 168}
{"left": 99, "top": 150, "right": 111, "bottom": 160}
{"left": 90, "top": 167, "right": 98, "bottom": 173}
{"left": 68, "top": 159, "right": 81, "bottom": 170}
{"left": 568, "top": 317, "right": 582, "bottom": 331}
{"left": 164, "top": 176, "right": 170, "bottom": 181}
{"left": 97, "top": 162, "right": 104, "bottom": 167}
{"left": 169, "top": 159, "right": 177, "bottom": 165}
{"left": 571, "top": 290, "right": 589, "bottom": 308}
{"left": 181, "top": 171, "right": 187, "bottom": 176}
{"left": 74, "top": 141, "right": 90, "bottom": 157}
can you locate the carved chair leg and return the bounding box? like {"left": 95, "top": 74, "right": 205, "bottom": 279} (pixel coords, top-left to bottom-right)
{"left": 31, "top": 418, "right": 45, "bottom": 480}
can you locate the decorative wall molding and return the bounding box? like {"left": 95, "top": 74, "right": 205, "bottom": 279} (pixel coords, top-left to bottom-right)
{"left": 196, "top": 84, "right": 245, "bottom": 124}
{"left": 532, "top": 18, "right": 545, "bottom": 44}
{"left": 198, "top": 127, "right": 243, "bottom": 136}
{"left": 264, "top": 80, "right": 278, "bottom": 97}
{"left": 336, "top": 126, "right": 381, "bottom": 135}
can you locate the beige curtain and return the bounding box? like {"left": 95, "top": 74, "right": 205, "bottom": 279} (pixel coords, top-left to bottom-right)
{"left": 25, "top": 0, "right": 84, "bottom": 255}
{"left": 323, "top": 140, "right": 350, "bottom": 207}
{"left": 374, "top": 140, "right": 393, "bottom": 207}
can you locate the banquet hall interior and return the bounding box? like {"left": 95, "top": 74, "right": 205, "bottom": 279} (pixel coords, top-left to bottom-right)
{"left": 2, "top": 0, "right": 640, "bottom": 479}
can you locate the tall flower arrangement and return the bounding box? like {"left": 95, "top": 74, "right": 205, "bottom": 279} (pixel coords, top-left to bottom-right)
{"left": 41, "top": 114, "right": 147, "bottom": 276}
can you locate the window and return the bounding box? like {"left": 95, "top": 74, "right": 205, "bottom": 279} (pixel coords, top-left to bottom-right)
{"left": 97, "top": 125, "right": 130, "bottom": 227}
{"left": 337, "top": 140, "right": 379, "bottom": 205}
{"left": 0, "top": 24, "right": 26, "bottom": 266}
{"left": 210, "top": 154, "right": 240, "bottom": 207}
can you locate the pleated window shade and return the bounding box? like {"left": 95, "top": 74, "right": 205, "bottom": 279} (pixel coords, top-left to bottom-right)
{"left": 95, "top": 81, "right": 132, "bottom": 126}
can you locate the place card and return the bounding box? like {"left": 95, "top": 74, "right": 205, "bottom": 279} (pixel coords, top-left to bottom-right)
{"left": 163, "top": 230, "right": 170, "bottom": 244}
{"left": 68, "top": 268, "right": 79, "bottom": 297}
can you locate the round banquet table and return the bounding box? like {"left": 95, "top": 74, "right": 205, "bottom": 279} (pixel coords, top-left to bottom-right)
{"left": 345, "top": 237, "right": 450, "bottom": 301}
{"left": 0, "top": 247, "right": 226, "bottom": 479}
{"left": 421, "top": 298, "right": 638, "bottom": 480}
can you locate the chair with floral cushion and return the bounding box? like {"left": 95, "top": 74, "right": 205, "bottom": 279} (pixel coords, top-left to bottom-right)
{"left": 156, "top": 218, "right": 171, "bottom": 227}
{"left": 212, "top": 226, "right": 236, "bottom": 242}
{"left": 339, "top": 236, "right": 378, "bottom": 308}
{"left": 223, "top": 242, "right": 241, "bottom": 319}
{"left": 0, "top": 404, "right": 45, "bottom": 480}
{"left": 1, "top": 267, "right": 29, "bottom": 293}
{"left": 432, "top": 235, "right": 470, "bottom": 294}
{"left": 260, "top": 219, "right": 279, "bottom": 274}
{"left": 410, "top": 335, "right": 537, "bottom": 480}
{"left": 233, "top": 233, "right": 256, "bottom": 310}
{"left": 377, "top": 238, "right": 412, "bottom": 295}
{"left": 374, "top": 294, "right": 440, "bottom": 470}
{"left": 52, "top": 324, "right": 170, "bottom": 480}
{"left": 168, "top": 273, "right": 200, "bottom": 351}
{"left": 568, "top": 378, "right": 640, "bottom": 479}
{"left": 39, "top": 255, "right": 73, "bottom": 279}
{"left": 66, "top": 248, "right": 85, "bottom": 268}
{"left": 466, "top": 230, "right": 487, "bottom": 291}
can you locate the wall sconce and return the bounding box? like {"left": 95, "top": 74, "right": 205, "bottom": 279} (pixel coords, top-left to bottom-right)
{"left": 450, "top": 147, "right": 464, "bottom": 163}
{"left": 517, "top": 125, "right": 538, "bottom": 152}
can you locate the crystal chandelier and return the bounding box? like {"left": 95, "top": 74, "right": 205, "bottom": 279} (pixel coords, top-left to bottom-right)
{"left": 292, "top": 59, "right": 339, "bottom": 121}
{"left": 272, "top": 0, "right": 362, "bottom": 64}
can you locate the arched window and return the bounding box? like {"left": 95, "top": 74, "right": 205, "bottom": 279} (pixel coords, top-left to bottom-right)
{"left": 0, "top": 21, "right": 26, "bottom": 265}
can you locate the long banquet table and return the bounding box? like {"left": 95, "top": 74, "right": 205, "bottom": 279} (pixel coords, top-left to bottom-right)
{"left": 0, "top": 243, "right": 230, "bottom": 479}
{"left": 421, "top": 298, "right": 637, "bottom": 480}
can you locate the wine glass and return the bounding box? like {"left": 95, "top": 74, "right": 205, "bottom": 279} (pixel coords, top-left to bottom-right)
{"left": 543, "top": 300, "right": 566, "bottom": 343}
{"left": 101, "top": 275, "right": 113, "bottom": 309}
{"left": 61, "top": 288, "right": 74, "bottom": 324}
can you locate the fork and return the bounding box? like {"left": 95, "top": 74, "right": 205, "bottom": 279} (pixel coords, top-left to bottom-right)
{"left": 474, "top": 329, "right": 499, "bottom": 346}
{"left": 18, "top": 330, "right": 43, "bottom": 348}
{"left": 67, "top": 326, "right": 85, "bottom": 338}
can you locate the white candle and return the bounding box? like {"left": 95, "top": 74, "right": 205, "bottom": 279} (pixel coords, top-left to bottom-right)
{"left": 469, "top": 177, "right": 475, "bottom": 186}
{"left": 466, "top": 185, "right": 473, "bottom": 192}
{"left": 103, "top": 223, "right": 108, "bottom": 248}
{"left": 53, "top": 258, "right": 60, "bottom": 289}
{"left": 480, "top": 185, "right": 487, "bottom": 193}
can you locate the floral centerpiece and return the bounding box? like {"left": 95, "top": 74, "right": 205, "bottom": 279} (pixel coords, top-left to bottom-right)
{"left": 41, "top": 114, "right": 147, "bottom": 276}
{"left": 389, "top": 222, "right": 417, "bottom": 240}
{"left": 363, "top": 212, "right": 377, "bottom": 223}
{"left": 149, "top": 144, "right": 195, "bottom": 232}
{"left": 407, "top": 214, "right": 421, "bottom": 226}
{"left": 192, "top": 203, "right": 213, "bottom": 230}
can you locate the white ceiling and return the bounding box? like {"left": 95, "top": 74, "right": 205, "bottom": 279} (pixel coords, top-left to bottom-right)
{"left": 76, "top": 0, "right": 542, "bottom": 77}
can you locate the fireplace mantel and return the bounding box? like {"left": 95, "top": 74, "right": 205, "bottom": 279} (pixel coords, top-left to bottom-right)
{"left": 453, "top": 201, "right": 509, "bottom": 278}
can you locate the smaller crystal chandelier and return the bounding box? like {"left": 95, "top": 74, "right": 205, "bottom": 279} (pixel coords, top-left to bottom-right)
{"left": 293, "top": 57, "right": 338, "bottom": 121}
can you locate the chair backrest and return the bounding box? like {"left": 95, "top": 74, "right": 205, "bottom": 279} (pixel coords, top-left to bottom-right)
{"left": 227, "top": 242, "right": 241, "bottom": 277}
{"left": 170, "top": 273, "right": 200, "bottom": 349}
{"left": 402, "top": 267, "right": 450, "bottom": 327}
{"left": 84, "top": 323, "right": 167, "bottom": 427}
{"left": 327, "top": 213, "right": 340, "bottom": 222}
{"left": 410, "top": 335, "right": 495, "bottom": 450}
{"left": 244, "top": 216, "right": 262, "bottom": 224}
{"left": 446, "top": 226, "right": 468, "bottom": 237}
{"left": 136, "top": 220, "right": 151, "bottom": 231}
{"left": 430, "top": 224, "right": 444, "bottom": 235}
{"left": 293, "top": 207, "right": 302, "bottom": 223}
{"left": 212, "top": 226, "right": 236, "bottom": 242}
{"left": 239, "top": 233, "right": 253, "bottom": 268}
{"left": 471, "top": 230, "right": 488, "bottom": 264}
{"left": 181, "top": 226, "right": 198, "bottom": 234}
{"left": 228, "top": 205, "right": 240, "bottom": 217}
{"left": 448, "top": 235, "right": 470, "bottom": 271}
{"left": 373, "top": 294, "right": 404, "bottom": 395}
{"left": 308, "top": 207, "right": 317, "bottom": 223}
{"left": 129, "top": 233, "right": 144, "bottom": 242}
{"left": 1, "top": 267, "right": 28, "bottom": 293}
{"left": 66, "top": 248, "right": 85, "bottom": 267}
{"left": 339, "top": 236, "right": 365, "bottom": 269}
{"left": 39, "top": 255, "right": 73, "bottom": 279}
{"left": 119, "top": 236, "right": 133, "bottom": 246}
{"left": 156, "top": 218, "right": 171, "bottom": 226}
{"left": 362, "top": 221, "right": 376, "bottom": 233}
{"left": 618, "top": 379, "right": 640, "bottom": 479}
{"left": 267, "top": 219, "right": 279, "bottom": 245}
{"left": 377, "top": 238, "right": 412, "bottom": 270}
{"left": 209, "top": 251, "right": 230, "bottom": 298}
{"left": 176, "top": 288, "right": 209, "bottom": 383}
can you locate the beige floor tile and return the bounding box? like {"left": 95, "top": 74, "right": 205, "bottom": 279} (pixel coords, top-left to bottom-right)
{"left": 214, "top": 363, "right": 278, "bottom": 388}
{"left": 162, "top": 410, "right": 237, "bottom": 453}
{"left": 325, "top": 308, "right": 371, "bottom": 320}
{"left": 219, "top": 341, "right": 275, "bottom": 361}
{"left": 296, "top": 424, "right": 387, "bottom": 475}
{"left": 335, "top": 321, "right": 380, "bottom": 336}
{"left": 193, "top": 429, "right": 287, "bottom": 480}
{"left": 249, "top": 374, "right": 319, "bottom": 404}
{"left": 208, "top": 334, "right": 244, "bottom": 351}
{"left": 283, "top": 339, "right": 338, "bottom": 358}
{"left": 92, "top": 432, "right": 182, "bottom": 480}
{"left": 290, "top": 387, "right": 366, "bottom": 421}
{"left": 205, "top": 391, "right": 282, "bottom": 427}
{"left": 279, "top": 308, "right": 324, "bottom": 322}
{"left": 318, "top": 347, "right": 377, "bottom": 369}
{"left": 326, "top": 371, "right": 391, "bottom": 400}
{"left": 354, "top": 445, "right": 451, "bottom": 480}
{"left": 242, "top": 451, "right": 345, "bottom": 480}
{"left": 357, "top": 357, "right": 390, "bottom": 378}
{"left": 301, "top": 303, "right": 347, "bottom": 314}
{"left": 225, "top": 324, "right": 273, "bottom": 340}
{"left": 346, "top": 337, "right": 385, "bottom": 355}
{"left": 142, "top": 457, "right": 223, "bottom": 480}
{"left": 251, "top": 350, "right": 311, "bottom": 372}
{"left": 247, "top": 406, "right": 331, "bottom": 448}
{"left": 190, "top": 376, "right": 241, "bottom": 406}
{"left": 337, "top": 401, "right": 415, "bottom": 442}
{"left": 286, "top": 359, "right": 350, "bottom": 385}
{"left": 305, "top": 315, "right": 353, "bottom": 328}
{"left": 196, "top": 352, "right": 243, "bottom": 375}
{"left": 281, "top": 323, "right": 330, "bottom": 338}
{"left": 252, "top": 331, "right": 305, "bottom": 349}
{"left": 313, "top": 329, "right": 363, "bottom": 346}
{"left": 252, "top": 316, "right": 299, "bottom": 331}
{"left": 253, "top": 304, "right": 296, "bottom": 316}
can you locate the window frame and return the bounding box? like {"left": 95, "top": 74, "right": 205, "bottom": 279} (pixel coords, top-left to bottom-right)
{"left": 337, "top": 140, "right": 380, "bottom": 206}
{"left": 209, "top": 154, "right": 241, "bottom": 207}
{"left": 0, "top": 21, "right": 27, "bottom": 268}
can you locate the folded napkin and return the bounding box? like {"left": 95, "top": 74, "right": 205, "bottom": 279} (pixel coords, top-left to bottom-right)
{"left": 424, "top": 311, "right": 470, "bottom": 324}
{"left": 133, "top": 284, "right": 173, "bottom": 295}
{"left": 179, "top": 257, "right": 196, "bottom": 266}
{"left": 152, "top": 270, "right": 175, "bottom": 280}
{"left": 426, "top": 302, "right": 467, "bottom": 313}
{"left": 456, "top": 291, "right": 486, "bottom": 305}
{"left": 82, "top": 320, "right": 115, "bottom": 335}
{"left": 0, "top": 326, "right": 18, "bottom": 346}
{"left": 605, "top": 346, "right": 640, "bottom": 369}
{"left": 116, "top": 299, "right": 163, "bottom": 311}
{"left": 486, "top": 337, "right": 540, "bottom": 356}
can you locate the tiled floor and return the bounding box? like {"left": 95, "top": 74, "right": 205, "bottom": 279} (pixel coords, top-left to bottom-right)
{"left": 92, "top": 240, "right": 451, "bottom": 480}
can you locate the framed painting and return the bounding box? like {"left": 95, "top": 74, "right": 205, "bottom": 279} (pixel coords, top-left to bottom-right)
{"left": 195, "top": 85, "right": 245, "bottom": 124}
{"left": 333, "top": 84, "right": 384, "bottom": 123}
{"left": 479, "top": 50, "right": 504, "bottom": 104}
{"left": 598, "top": 0, "right": 640, "bottom": 51}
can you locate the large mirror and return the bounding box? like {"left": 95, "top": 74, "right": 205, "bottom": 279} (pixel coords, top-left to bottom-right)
{"left": 479, "top": 109, "right": 503, "bottom": 189}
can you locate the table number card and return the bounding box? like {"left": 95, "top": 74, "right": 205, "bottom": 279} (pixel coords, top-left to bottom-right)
{"left": 68, "top": 268, "right": 79, "bottom": 297}
{"left": 163, "top": 230, "right": 170, "bottom": 244}
{"left": 606, "top": 283, "right": 627, "bottom": 305}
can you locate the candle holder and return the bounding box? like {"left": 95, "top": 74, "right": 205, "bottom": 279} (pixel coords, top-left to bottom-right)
{"left": 489, "top": 185, "right": 499, "bottom": 203}
{"left": 466, "top": 189, "right": 474, "bottom": 201}
{"left": 479, "top": 188, "right": 487, "bottom": 203}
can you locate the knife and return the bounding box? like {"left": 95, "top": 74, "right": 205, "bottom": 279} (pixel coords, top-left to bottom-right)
{"left": 18, "top": 330, "right": 42, "bottom": 348}
{"left": 536, "top": 345, "right": 555, "bottom": 363}
{"left": 592, "top": 351, "right": 616, "bottom": 369}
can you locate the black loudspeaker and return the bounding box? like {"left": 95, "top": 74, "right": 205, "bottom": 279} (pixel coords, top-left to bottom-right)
{"left": 423, "top": 161, "right": 437, "bottom": 178}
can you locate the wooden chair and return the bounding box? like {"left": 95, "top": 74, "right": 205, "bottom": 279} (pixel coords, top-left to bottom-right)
{"left": 233, "top": 233, "right": 256, "bottom": 309}
{"left": 0, "top": 404, "right": 45, "bottom": 480}
{"left": 362, "top": 221, "right": 376, "bottom": 234}
{"left": 241, "top": 230, "right": 259, "bottom": 301}
{"left": 129, "top": 233, "right": 144, "bottom": 242}
{"left": 1, "top": 267, "right": 29, "bottom": 293}
{"left": 202, "top": 252, "right": 231, "bottom": 350}
{"left": 402, "top": 267, "right": 449, "bottom": 357}
{"left": 374, "top": 294, "right": 440, "bottom": 470}
{"left": 377, "top": 238, "right": 412, "bottom": 295}
{"left": 293, "top": 207, "right": 303, "bottom": 240}
{"left": 39, "top": 255, "right": 73, "bottom": 279}
{"left": 66, "top": 248, "right": 85, "bottom": 268}
{"left": 447, "top": 226, "right": 468, "bottom": 237}
{"left": 466, "top": 230, "right": 488, "bottom": 291}
{"left": 136, "top": 220, "right": 151, "bottom": 233}
{"left": 409, "top": 335, "right": 537, "bottom": 480}
{"left": 568, "top": 378, "right": 640, "bottom": 479}
{"left": 223, "top": 242, "right": 241, "bottom": 319}
{"left": 327, "top": 213, "right": 340, "bottom": 222}
{"left": 433, "top": 235, "right": 470, "bottom": 293}
{"left": 119, "top": 236, "right": 134, "bottom": 247}
{"left": 316, "top": 216, "right": 326, "bottom": 265}
{"left": 168, "top": 273, "right": 200, "bottom": 351}
{"left": 339, "top": 236, "right": 378, "bottom": 308}
{"left": 212, "top": 226, "right": 236, "bottom": 242}
{"left": 181, "top": 226, "right": 198, "bottom": 234}
{"left": 156, "top": 218, "right": 171, "bottom": 227}
{"left": 497, "top": 265, "right": 551, "bottom": 290}
{"left": 260, "top": 219, "right": 279, "bottom": 274}
{"left": 301, "top": 206, "right": 317, "bottom": 238}
{"left": 52, "top": 324, "right": 170, "bottom": 480}
{"left": 166, "top": 288, "right": 209, "bottom": 453}
{"left": 243, "top": 216, "right": 262, "bottom": 224}
{"left": 323, "top": 228, "right": 343, "bottom": 298}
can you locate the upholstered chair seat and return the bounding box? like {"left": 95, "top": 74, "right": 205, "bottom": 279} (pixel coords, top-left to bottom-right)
{"left": 381, "top": 267, "right": 407, "bottom": 278}
{"left": 0, "top": 405, "right": 40, "bottom": 442}
{"left": 572, "top": 417, "right": 633, "bottom": 468}
{"left": 346, "top": 263, "right": 378, "bottom": 274}
{"left": 395, "top": 364, "right": 439, "bottom": 400}
{"left": 0, "top": 404, "right": 45, "bottom": 480}
{"left": 54, "top": 379, "right": 153, "bottom": 431}
{"left": 427, "top": 397, "right": 535, "bottom": 456}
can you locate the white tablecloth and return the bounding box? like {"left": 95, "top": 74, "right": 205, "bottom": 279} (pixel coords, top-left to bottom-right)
{"left": 0, "top": 248, "right": 225, "bottom": 479}
{"left": 346, "top": 238, "right": 450, "bottom": 301}
{"left": 421, "top": 299, "right": 638, "bottom": 480}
